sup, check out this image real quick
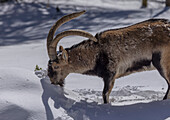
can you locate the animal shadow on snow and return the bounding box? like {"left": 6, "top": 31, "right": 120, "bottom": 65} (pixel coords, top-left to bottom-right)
{"left": 40, "top": 78, "right": 170, "bottom": 120}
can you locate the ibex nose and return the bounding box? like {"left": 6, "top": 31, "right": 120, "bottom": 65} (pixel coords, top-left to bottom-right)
{"left": 51, "top": 82, "right": 55, "bottom": 85}
{"left": 51, "top": 81, "right": 57, "bottom": 85}
{"left": 51, "top": 81, "right": 63, "bottom": 87}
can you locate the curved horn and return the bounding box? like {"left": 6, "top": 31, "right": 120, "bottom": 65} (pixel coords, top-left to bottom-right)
{"left": 48, "top": 29, "right": 97, "bottom": 61}
{"left": 47, "top": 10, "right": 86, "bottom": 57}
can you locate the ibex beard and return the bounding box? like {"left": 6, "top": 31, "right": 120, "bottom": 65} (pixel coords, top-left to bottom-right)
{"left": 46, "top": 10, "right": 170, "bottom": 104}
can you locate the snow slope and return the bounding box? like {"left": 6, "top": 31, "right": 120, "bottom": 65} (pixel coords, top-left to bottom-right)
{"left": 1, "top": 68, "right": 170, "bottom": 120}
{"left": 0, "top": 0, "right": 170, "bottom": 120}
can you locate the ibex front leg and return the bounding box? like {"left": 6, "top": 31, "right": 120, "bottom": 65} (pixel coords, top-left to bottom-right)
{"left": 102, "top": 73, "right": 115, "bottom": 104}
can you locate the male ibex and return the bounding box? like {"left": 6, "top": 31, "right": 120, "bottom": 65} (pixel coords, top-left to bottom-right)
{"left": 47, "top": 10, "right": 170, "bottom": 103}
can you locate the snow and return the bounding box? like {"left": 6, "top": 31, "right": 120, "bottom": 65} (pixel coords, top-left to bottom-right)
{"left": 0, "top": 0, "right": 170, "bottom": 120}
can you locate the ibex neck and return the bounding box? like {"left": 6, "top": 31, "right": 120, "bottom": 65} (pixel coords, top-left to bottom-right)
{"left": 66, "top": 40, "right": 98, "bottom": 74}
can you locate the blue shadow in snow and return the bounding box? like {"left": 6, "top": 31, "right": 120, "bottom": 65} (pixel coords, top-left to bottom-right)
{"left": 152, "top": 7, "right": 170, "bottom": 18}
{"left": 41, "top": 78, "right": 170, "bottom": 120}
{"left": 0, "top": 105, "right": 30, "bottom": 120}
{"left": 0, "top": 2, "right": 144, "bottom": 46}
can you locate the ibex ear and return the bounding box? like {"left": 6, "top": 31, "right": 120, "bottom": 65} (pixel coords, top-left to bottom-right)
{"left": 59, "top": 46, "right": 68, "bottom": 63}
{"left": 59, "top": 46, "right": 64, "bottom": 52}
{"left": 62, "top": 50, "right": 68, "bottom": 63}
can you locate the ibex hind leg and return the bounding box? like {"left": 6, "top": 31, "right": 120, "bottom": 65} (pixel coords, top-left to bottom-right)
{"left": 162, "top": 52, "right": 170, "bottom": 99}
{"left": 162, "top": 66, "right": 170, "bottom": 100}
{"left": 163, "top": 75, "right": 170, "bottom": 100}
{"left": 158, "top": 46, "right": 170, "bottom": 100}
{"left": 152, "top": 49, "right": 170, "bottom": 100}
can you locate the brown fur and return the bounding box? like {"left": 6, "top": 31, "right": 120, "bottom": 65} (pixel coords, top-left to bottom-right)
{"left": 48, "top": 19, "right": 170, "bottom": 103}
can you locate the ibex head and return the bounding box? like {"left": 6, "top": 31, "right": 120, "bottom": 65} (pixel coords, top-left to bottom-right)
{"left": 47, "top": 10, "right": 97, "bottom": 86}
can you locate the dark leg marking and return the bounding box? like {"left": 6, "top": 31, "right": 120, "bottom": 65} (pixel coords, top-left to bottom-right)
{"left": 152, "top": 52, "right": 165, "bottom": 78}
{"left": 103, "top": 79, "right": 110, "bottom": 104}
{"left": 102, "top": 73, "right": 115, "bottom": 103}
{"left": 94, "top": 52, "right": 110, "bottom": 77}
{"left": 84, "top": 52, "right": 116, "bottom": 103}
{"left": 89, "top": 51, "right": 116, "bottom": 103}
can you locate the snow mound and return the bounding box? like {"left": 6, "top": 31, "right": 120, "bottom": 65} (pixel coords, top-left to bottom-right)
{"left": 0, "top": 68, "right": 45, "bottom": 120}
{"left": 35, "top": 70, "right": 170, "bottom": 120}
{"left": 0, "top": 67, "right": 170, "bottom": 120}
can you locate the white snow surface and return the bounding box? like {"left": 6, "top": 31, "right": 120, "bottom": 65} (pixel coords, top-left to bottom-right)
{"left": 0, "top": 0, "right": 170, "bottom": 120}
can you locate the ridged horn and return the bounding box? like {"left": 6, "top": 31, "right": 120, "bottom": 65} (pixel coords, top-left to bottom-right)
{"left": 48, "top": 29, "right": 97, "bottom": 61}
{"left": 47, "top": 10, "right": 86, "bottom": 58}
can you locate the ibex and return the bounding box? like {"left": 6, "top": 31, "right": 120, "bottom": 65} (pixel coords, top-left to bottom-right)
{"left": 47, "top": 10, "right": 170, "bottom": 103}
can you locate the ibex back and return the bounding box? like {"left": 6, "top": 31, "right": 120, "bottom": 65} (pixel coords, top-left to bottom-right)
{"left": 47, "top": 11, "right": 170, "bottom": 103}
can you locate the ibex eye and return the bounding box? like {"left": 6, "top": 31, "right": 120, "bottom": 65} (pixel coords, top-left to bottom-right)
{"left": 54, "top": 66, "right": 59, "bottom": 69}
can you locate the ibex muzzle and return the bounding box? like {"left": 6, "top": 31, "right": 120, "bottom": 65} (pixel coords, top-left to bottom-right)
{"left": 47, "top": 11, "right": 170, "bottom": 103}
